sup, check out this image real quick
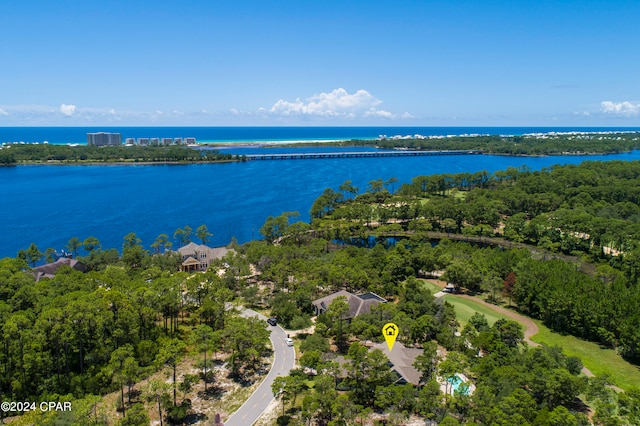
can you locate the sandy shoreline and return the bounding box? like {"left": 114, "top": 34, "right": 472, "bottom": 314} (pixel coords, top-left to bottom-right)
{"left": 197, "top": 138, "right": 354, "bottom": 148}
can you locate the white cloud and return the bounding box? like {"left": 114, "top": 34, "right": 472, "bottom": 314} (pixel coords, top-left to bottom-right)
{"left": 107, "top": 109, "right": 121, "bottom": 121}
{"left": 268, "top": 88, "right": 393, "bottom": 118}
{"left": 364, "top": 108, "right": 397, "bottom": 118}
{"left": 601, "top": 101, "right": 640, "bottom": 116}
{"left": 59, "top": 104, "right": 77, "bottom": 116}
{"left": 0, "top": 108, "right": 8, "bottom": 116}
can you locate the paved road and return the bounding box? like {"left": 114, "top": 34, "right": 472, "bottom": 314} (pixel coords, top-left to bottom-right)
{"left": 225, "top": 308, "right": 296, "bottom": 426}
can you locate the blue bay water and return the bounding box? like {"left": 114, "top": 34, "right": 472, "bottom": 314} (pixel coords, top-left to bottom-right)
{"left": 2, "top": 127, "right": 640, "bottom": 258}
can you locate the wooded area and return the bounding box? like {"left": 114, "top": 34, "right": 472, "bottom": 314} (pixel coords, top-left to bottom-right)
{"left": 308, "top": 160, "right": 640, "bottom": 363}
{"left": 3, "top": 158, "right": 640, "bottom": 424}
{"left": 0, "top": 144, "right": 238, "bottom": 164}
{"left": 332, "top": 132, "right": 640, "bottom": 155}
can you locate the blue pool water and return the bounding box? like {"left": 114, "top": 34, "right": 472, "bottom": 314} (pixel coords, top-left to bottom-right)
{"left": 448, "top": 374, "right": 470, "bottom": 395}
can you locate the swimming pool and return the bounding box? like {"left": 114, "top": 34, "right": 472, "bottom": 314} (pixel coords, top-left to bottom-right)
{"left": 447, "top": 374, "right": 470, "bottom": 395}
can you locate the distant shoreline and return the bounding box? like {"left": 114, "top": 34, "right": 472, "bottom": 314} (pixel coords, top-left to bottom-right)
{"left": 199, "top": 138, "right": 352, "bottom": 149}
{"left": 4, "top": 159, "right": 241, "bottom": 166}
{"left": 4, "top": 131, "right": 640, "bottom": 166}
{"left": 3, "top": 149, "right": 635, "bottom": 167}
{"left": 3, "top": 126, "right": 640, "bottom": 147}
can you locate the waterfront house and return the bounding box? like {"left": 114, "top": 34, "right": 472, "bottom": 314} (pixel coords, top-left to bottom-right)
{"left": 178, "top": 242, "right": 230, "bottom": 272}
{"left": 33, "top": 257, "right": 87, "bottom": 281}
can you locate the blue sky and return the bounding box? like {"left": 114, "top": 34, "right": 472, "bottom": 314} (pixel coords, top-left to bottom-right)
{"left": 1, "top": 0, "right": 639, "bottom": 126}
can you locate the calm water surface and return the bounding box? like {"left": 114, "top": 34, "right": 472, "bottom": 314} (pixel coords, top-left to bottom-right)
{"left": 2, "top": 150, "right": 640, "bottom": 258}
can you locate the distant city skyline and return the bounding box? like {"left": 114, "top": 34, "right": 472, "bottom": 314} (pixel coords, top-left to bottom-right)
{"left": 1, "top": 0, "right": 639, "bottom": 126}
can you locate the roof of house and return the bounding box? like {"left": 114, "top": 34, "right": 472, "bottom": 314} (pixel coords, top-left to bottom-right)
{"left": 33, "top": 257, "right": 87, "bottom": 281}
{"left": 325, "top": 341, "right": 423, "bottom": 387}
{"left": 312, "top": 290, "right": 386, "bottom": 319}
{"left": 181, "top": 257, "right": 201, "bottom": 266}
{"left": 177, "top": 242, "right": 230, "bottom": 260}
{"left": 372, "top": 341, "right": 423, "bottom": 386}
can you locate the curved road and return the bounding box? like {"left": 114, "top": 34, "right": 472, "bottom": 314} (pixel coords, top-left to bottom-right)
{"left": 225, "top": 308, "right": 296, "bottom": 426}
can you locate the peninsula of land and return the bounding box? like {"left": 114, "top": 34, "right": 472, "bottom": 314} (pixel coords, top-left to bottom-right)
{"left": 293, "top": 130, "right": 640, "bottom": 155}
{"left": 2, "top": 131, "right": 640, "bottom": 165}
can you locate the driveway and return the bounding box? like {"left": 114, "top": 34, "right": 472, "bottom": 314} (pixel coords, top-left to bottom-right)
{"left": 225, "top": 308, "right": 296, "bottom": 426}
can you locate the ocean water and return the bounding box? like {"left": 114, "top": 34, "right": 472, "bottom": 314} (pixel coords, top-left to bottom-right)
{"left": 2, "top": 126, "right": 640, "bottom": 145}
{"left": 2, "top": 127, "right": 640, "bottom": 259}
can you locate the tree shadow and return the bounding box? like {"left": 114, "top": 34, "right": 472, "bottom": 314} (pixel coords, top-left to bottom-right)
{"left": 198, "top": 384, "right": 225, "bottom": 400}
{"left": 127, "top": 389, "right": 142, "bottom": 403}
{"left": 335, "top": 335, "right": 350, "bottom": 354}
{"left": 177, "top": 413, "right": 208, "bottom": 425}
{"left": 227, "top": 370, "right": 256, "bottom": 387}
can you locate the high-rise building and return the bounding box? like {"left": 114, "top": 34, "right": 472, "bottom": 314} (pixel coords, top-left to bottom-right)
{"left": 87, "top": 132, "right": 122, "bottom": 146}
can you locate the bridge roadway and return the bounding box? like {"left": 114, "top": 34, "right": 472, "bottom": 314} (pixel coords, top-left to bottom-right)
{"left": 243, "top": 149, "right": 483, "bottom": 160}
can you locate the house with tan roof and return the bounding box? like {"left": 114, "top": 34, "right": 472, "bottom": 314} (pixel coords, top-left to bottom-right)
{"left": 177, "top": 242, "right": 230, "bottom": 272}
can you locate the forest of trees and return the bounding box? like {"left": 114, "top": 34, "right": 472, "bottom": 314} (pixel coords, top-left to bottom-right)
{"left": 246, "top": 216, "right": 639, "bottom": 424}
{"left": 307, "top": 161, "right": 640, "bottom": 363}
{"left": 1, "top": 230, "right": 264, "bottom": 425}
{"left": 3, "top": 158, "right": 640, "bottom": 424}
{"left": 327, "top": 132, "right": 640, "bottom": 155}
{"left": 0, "top": 144, "right": 240, "bottom": 164}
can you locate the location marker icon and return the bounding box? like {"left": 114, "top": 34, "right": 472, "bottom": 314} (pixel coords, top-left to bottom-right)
{"left": 382, "top": 322, "right": 399, "bottom": 352}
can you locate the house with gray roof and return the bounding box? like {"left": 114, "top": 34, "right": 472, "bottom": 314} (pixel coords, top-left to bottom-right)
{"left": 372, "top": 341, "right": 423, "bottom": 386}
{"left": 311, "top": 290, "right": 386, "bottom": 319}
{"left": 324, "top": 341, "right": 424, "bottom": 388}
{"left": 33, "top": 257, "right": 87, "bottom": 281}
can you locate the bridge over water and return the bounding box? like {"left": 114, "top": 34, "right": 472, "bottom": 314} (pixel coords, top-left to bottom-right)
{"left": 243, "top": 149, "right": 483, "bottom": 160}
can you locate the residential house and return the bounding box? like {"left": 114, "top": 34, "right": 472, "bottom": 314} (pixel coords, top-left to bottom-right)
{"left": 311, "top": 290, "right": 386, "bottom": 319}
{"left": 372, "top": 341, "right": 423, "bottom": 386}
{"left": 33, "top": 257, "right": 87, "bottom": 281}
{"left": 323, "top": 341, "right": 424, "bottom": 388}
{"left": 177, "top": 242, "right": 230, "bottom": 272}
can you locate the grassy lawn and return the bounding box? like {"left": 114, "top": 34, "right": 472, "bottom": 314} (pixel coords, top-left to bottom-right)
{"left": 442, "top": 295, "right": 513, "bottom": 327}
{"left": 419, "top": 279, "right": 443, "bottom": 294}
{"left": 436, "top": 291, "right": 640, "bottom": 392}
{"left": 531, "top": 321, "right": 640, "bottom": 392}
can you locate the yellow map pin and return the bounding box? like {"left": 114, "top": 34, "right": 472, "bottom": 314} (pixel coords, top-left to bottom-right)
{"left": 382, "top": 322, "right": 399, "bottom": 352}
